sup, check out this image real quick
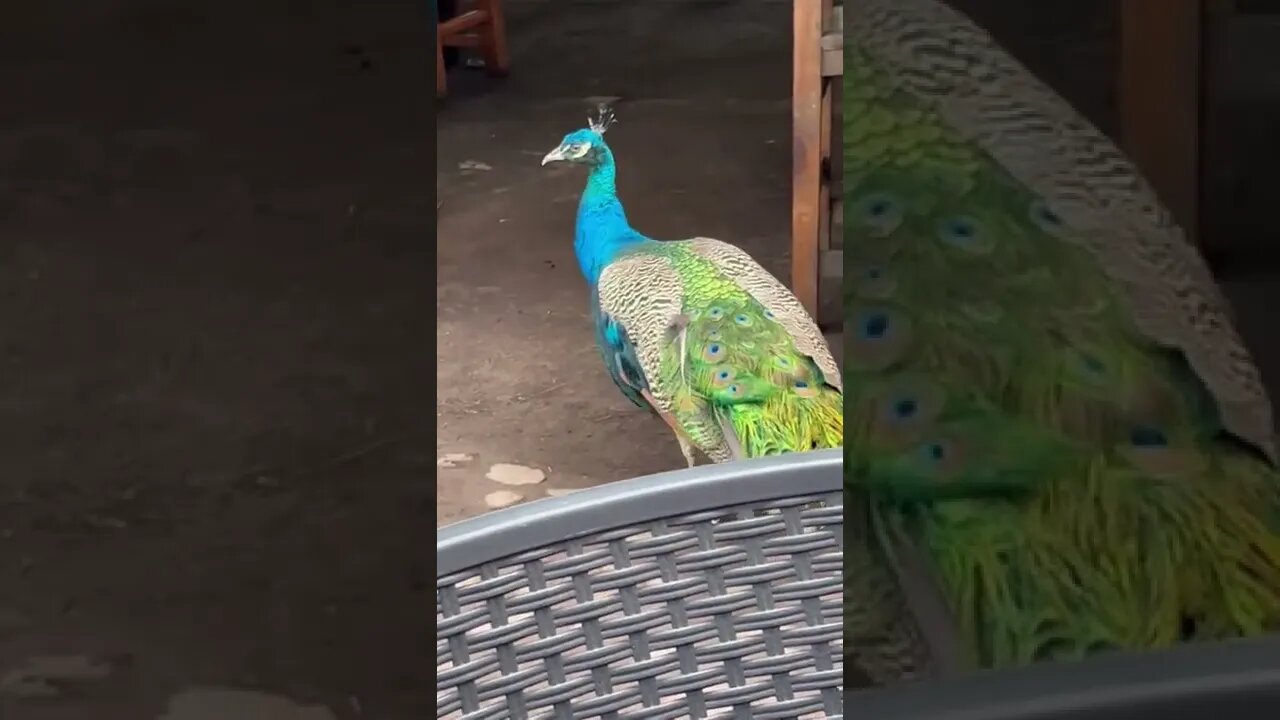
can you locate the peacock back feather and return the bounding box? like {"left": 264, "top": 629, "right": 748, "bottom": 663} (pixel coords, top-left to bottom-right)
{"left": 843, "top": 0, "right": 1280, "bottom": 680}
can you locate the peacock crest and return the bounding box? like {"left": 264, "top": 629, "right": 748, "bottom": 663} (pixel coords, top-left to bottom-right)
{"left": 587, "top": 103, "right": 617, "bottom": 135}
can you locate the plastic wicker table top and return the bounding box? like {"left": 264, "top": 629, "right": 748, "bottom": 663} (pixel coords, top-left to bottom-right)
{"left": 437, "top": 450, "right": 844, "bottom": 720}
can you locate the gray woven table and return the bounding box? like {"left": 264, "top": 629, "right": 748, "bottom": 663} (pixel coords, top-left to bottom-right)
{"left": 436, "top": 449, "right": 844, "bottom": 719}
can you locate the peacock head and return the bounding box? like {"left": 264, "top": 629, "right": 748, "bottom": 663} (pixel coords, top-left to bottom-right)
{"left": 541, "top": 104, "right": 617, "bottom": 167}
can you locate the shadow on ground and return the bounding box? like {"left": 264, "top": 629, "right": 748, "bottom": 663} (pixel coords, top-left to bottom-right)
{"left": 1, "top": 1, "right": 433, "bottom": 717}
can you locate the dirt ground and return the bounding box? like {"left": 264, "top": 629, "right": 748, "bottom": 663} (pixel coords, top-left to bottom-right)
{"left": 1, "top": 1, "right": 434, "bottom": 717}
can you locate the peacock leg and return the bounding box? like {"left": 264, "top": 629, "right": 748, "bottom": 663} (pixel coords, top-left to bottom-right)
{"left": 640, "top": 389, "right": 698, "bottom": 468}
{"left": 676, "top": 434, "right": 697, "bottom": 468}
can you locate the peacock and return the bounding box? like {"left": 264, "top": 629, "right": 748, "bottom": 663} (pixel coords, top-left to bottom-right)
{"left": 539, "top": 106, "right": 842, "bottom": 467}
{"left": 843, "top": 0, "right": 1280, "bottom": 684}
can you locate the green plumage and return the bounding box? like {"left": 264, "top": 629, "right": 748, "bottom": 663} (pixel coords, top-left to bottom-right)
{"left": 843, "top": 0, "right": 1280, "bottom": 681}
{"left": 628, "top": 242, "right": 843, "bottom": 459}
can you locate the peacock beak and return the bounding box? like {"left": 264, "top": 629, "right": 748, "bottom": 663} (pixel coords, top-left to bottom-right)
{"left": 541, "top": 146, "right": 566, "bottom": 166}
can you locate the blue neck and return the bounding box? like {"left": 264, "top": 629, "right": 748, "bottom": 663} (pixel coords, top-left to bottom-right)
{"left": 575, "top": 145, "right": 648, "bottom": 285}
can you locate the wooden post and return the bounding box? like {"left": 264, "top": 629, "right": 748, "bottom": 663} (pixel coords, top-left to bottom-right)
{"left": 792, "top": 0, "right": 824, "bottom": 318}
{"left": 1119, "top": 0, "right": 1204, "bottom": 246}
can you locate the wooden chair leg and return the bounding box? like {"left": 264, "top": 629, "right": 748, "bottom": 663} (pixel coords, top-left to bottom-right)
{"left": 437, "top": 28, "right": 448, "bottom": 97}
{"left": 479, "top": 0, "right": 510, "bottom": 77}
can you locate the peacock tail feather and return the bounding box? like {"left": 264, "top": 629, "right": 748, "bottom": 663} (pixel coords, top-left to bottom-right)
{"left": 597, "top": 239, "right": 842, "bottom": 462}
{"left": 843, "top": 0, "right": 1280, "bottom": 680}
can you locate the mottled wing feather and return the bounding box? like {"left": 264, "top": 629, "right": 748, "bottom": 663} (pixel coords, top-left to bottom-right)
{"left": 848, "top": 0, "right": 1275, "bottom": 460}
{"left": 591, "top": 287, "right": 649, "bottom": 408}
{"left": 686, "top": 237, "right": 842, "bottom": 391}
{"left": 596, "top": 253, "right": 686, "bottom": 418}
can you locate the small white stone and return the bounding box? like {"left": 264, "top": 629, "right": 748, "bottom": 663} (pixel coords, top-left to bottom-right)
{"left": 437, "top": 453, "right": 474, "bottom": 468}
{"left": 486, "top": 463, "right": 546, "bottom": 486}
{"left": 545, "top": 488, "right": 580, "bottom": 497}
{"left": 485, "top": 490, "right": 524, "bottom": 509}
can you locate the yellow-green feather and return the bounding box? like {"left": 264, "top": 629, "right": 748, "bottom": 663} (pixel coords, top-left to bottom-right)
{"left": 648, "top": 244, "right": 842, "bottom": 458}
{"left": 843, "top": 29, "right": 1280, "bottom": 682}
